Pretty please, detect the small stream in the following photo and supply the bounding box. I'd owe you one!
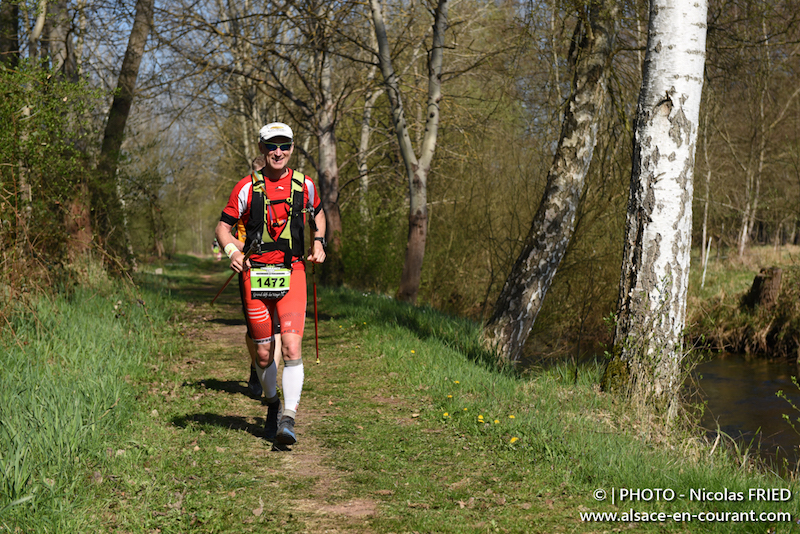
[696,354,800,468]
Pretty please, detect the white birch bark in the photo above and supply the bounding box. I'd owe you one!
[612,0,707,407]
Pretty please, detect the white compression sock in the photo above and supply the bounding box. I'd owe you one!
[256,359,278,402]
[282,358,304,419]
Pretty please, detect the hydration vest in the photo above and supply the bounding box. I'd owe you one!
[244,169,312,268]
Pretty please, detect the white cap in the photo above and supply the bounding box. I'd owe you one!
[259,122,293,143]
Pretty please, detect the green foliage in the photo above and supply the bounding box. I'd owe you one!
[0,62,103,268]
[0,270,179,532]
[339,191,405,294]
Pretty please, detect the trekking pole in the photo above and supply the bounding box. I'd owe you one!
[211,242,257,305]
[312,263,320,364]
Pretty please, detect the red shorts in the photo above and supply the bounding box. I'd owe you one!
[238,265,306,343]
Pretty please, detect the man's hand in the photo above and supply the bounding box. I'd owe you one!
[229,250,249,273]
[308,240,326,264]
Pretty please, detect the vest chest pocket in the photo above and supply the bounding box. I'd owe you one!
[250,265,291,300]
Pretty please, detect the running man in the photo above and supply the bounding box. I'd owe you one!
[215,122,327,445]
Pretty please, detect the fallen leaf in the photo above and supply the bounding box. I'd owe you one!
[253,497,264,516]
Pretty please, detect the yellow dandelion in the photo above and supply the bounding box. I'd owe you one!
[509,415,516,419]
[463,408,468,411]
[478,415,484,421]
[453,380,460,384]
[494,419,500,424]
[411,350,416,354]
[510,437,519,444]
[443,412,450,418]
[447,395,453,399]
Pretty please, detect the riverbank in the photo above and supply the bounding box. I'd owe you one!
[3,254,800,532]
[688,245,800,360]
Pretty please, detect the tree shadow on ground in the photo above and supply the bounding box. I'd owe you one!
[327,289,507,373]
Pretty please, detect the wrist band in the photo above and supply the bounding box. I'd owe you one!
[224,243,238,258]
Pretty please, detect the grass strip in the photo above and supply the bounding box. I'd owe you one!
[0,268,180,533]
[6,255,799,533]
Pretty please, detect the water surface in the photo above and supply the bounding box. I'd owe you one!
[696,354,800,467]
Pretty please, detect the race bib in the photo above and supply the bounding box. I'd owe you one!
[250,265,291,300]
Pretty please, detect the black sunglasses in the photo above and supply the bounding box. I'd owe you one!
[263,142,292,152]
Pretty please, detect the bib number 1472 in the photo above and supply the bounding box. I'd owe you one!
[250,266,291,300]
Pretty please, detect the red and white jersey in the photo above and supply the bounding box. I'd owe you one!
[219,168,321,268]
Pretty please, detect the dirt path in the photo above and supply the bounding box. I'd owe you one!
[170,271,380,532]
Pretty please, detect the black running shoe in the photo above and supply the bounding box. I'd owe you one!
[248,366,262,397]
[275,416,296,445]
[264,399,281,440]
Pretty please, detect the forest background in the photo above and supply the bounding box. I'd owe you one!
[2,0,800,364]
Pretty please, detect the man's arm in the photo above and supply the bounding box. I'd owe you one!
[308,209,327,264]
[215,220,247,272]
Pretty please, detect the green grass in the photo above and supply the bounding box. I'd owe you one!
[3,254,800,533]
[314,287,800,533]
[0,268,181,532]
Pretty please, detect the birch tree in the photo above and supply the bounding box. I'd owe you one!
[602,0,707,414]
[370,0,447,304]
[481,0,618,363]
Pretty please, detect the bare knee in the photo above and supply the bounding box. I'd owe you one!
[281,335,302,361]
[255,342,275,368]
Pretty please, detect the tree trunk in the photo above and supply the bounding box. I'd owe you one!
[46,0,92,260]
[95,0,154,250]
[371,0,447,304]
[482,0,618,363]
[0,0,19,67]
[28,0,46,61]
[604,0,707,416]
[46,0,77,80]
[358,30,382,219]
[317,44,345,285]
[742,267,782,309]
